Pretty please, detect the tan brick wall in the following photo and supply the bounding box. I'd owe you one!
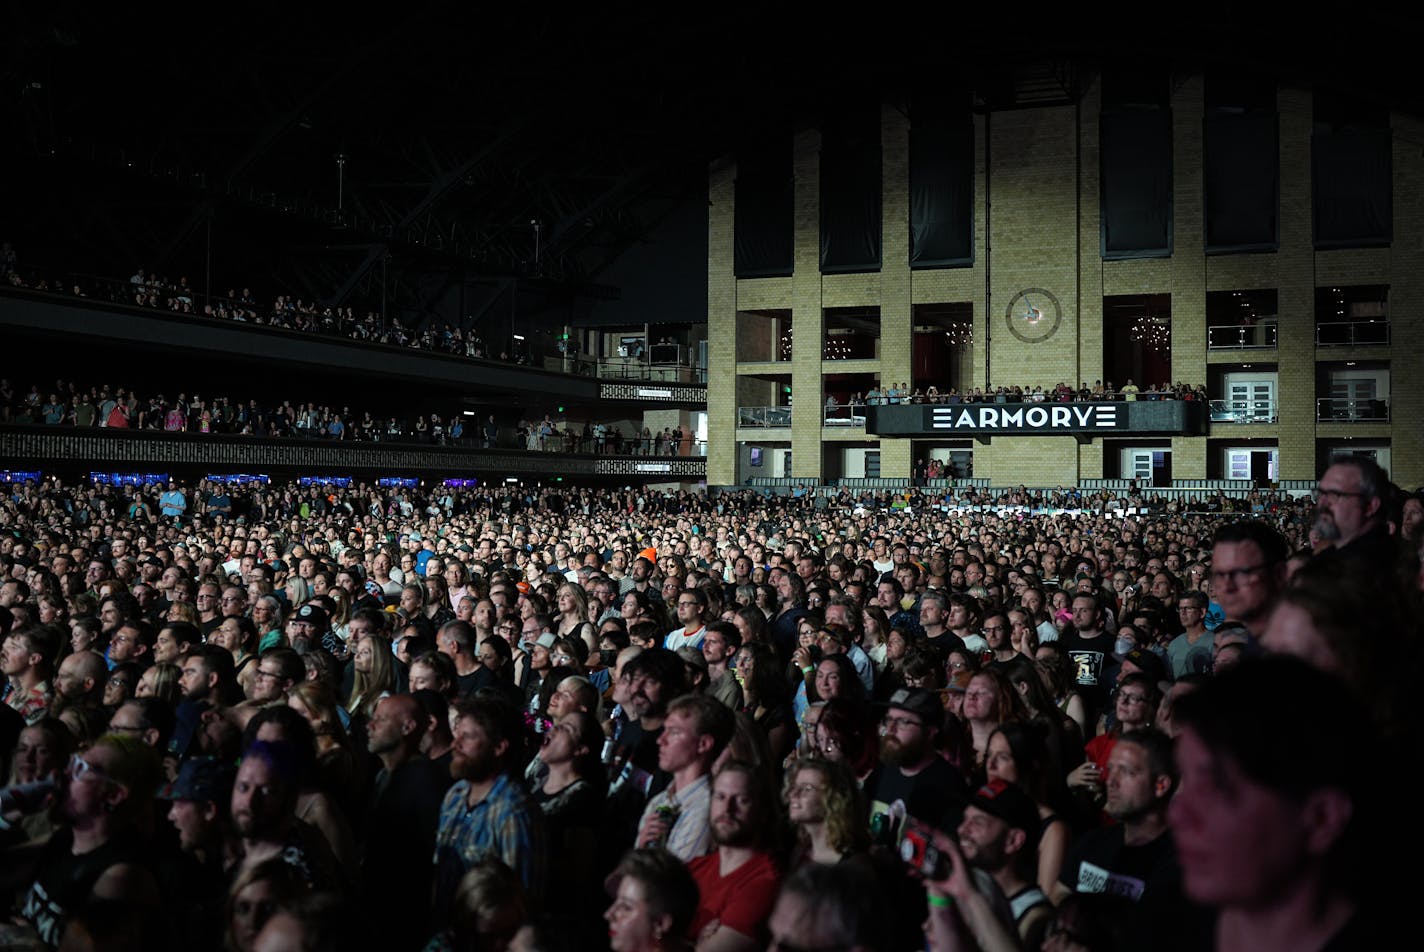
[1388,114,1424,488]
[880,107,913,416]
[879,438,913,479]
[1170,76,1207,394]
[713,77,1423,487]
[1275,87,1317,482]
[1079,439,1104,480]
[734,279,794,310]
[978,438,1080,486]
[988,106,1081,394]
[790,128,826,481]
[1171,435,1208,478]
[1314,248,1390,285]
[1078,82,1105,391]
[707,167,737,484]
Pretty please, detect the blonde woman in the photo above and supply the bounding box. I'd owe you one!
[346,634,395,724]
[554,583,597,655]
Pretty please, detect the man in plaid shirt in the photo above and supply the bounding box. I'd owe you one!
[432,695,545,925]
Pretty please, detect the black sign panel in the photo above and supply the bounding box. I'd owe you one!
[867,401,1205,436]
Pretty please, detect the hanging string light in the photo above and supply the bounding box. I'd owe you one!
[779,325,793,360]
[944,318,973,347]
[823,334,853,360]
[1129,315,1171,353]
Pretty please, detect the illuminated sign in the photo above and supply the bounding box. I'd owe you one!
[867,401,1205,437]
[930,404,1119,431]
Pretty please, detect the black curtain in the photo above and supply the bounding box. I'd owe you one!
[734,137,794,277]
[1204,113,1279,253]
[1100,109,1172,258]
[820,108,882,273]
[1313,128,1392,248]
[909,115,974,268]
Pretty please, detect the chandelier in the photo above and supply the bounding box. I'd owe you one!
[1130,315,1171,353]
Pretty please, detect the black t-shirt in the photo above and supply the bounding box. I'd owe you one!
[1060,825,1179,901]
[457,666,494,698]
[868,756,968,830]
[363,756,451,941]
[1060,825,1202,949]
[20,829,148,947]
[924,631,968,663]
[1058,628,1114,715]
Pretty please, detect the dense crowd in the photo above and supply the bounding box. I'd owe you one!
[3,254,527,365]
[0,379,692,456]
[0,461,1419,951]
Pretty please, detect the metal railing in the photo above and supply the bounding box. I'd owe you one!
[7,265,711,386]
[1315,321,1390,346]
[1316,398,1390,422]
[542,355,708,385]
[822,403,868,427]
[738,406,792,427]
[1209,399,1279,423]
[593,357,707,384]
[1207,323,1278,349]
[0,425,708,478]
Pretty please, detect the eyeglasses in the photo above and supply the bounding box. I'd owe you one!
[1316,487,1366,502]
[1209,565,1267,586]
[881,715,924,731]
[1117,692,1150,705]
[68,755,114,784]
[254,669,285,681]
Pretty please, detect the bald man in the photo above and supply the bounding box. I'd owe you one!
[52,650,108,714]
[362,693,452,943]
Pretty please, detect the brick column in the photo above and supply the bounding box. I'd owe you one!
[790,128,824,481]
[706,167,737,485]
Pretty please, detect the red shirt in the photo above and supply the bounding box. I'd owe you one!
[686,850,781,941]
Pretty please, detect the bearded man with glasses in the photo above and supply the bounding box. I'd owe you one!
[10,735,162,947]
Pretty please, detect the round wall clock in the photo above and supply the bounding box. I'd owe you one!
[1005,288,1062,343]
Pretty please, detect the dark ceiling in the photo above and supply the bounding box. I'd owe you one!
[3,7,1419,326]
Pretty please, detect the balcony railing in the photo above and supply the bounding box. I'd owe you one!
[1317,398,1390,422]
[823,403,868,427]
[1315,321,1390,346]
[0,425,708,478]
[593,358,707,384]
[1209,399,1278,423]
[738,406,792,427]
[1208,323,1278,350]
